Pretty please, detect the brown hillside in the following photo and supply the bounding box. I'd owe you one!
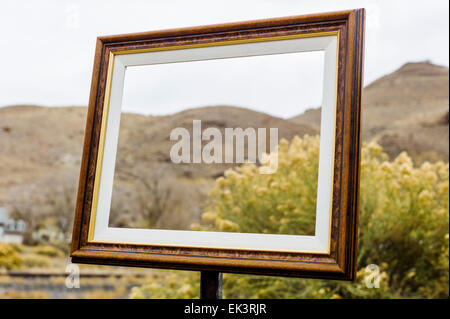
[291,61,449,162]
[114,106,317,180]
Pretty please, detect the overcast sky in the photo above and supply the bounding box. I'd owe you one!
[0,0,448,118]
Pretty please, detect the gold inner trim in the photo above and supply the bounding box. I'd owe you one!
[87,30,340,254]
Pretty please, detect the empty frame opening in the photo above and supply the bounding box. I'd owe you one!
[109,51,325,237]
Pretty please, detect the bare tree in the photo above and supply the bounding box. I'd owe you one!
[119,164,182,228]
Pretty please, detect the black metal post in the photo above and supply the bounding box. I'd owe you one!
[200,271,222,299]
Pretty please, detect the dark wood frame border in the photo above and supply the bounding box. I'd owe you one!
[70,9,365,280]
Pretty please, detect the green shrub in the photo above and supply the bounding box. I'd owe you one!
[34,245,63,257]
[132,138,449,299]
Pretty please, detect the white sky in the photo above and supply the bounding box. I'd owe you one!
[122,51,325,117]
[0,0,448,118]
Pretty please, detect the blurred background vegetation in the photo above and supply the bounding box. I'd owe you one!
[0,61,448,299]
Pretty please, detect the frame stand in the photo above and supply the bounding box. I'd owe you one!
[200,271,223,299]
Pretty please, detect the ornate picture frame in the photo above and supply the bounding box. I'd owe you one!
[71,9,365,280]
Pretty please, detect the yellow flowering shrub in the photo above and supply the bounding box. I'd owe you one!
[196,135,320,236]
[0,243,23,270]
[132,137,449,299]
[356,143,449,298]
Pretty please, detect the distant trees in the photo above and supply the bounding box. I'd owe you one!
[6,169,77,245]
[6,160,199,241]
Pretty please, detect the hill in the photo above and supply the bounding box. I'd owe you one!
[291,61,449,162]
[114,105,317,180]
[0,104,317,229]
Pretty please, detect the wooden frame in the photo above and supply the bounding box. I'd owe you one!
[70,9,365,280]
